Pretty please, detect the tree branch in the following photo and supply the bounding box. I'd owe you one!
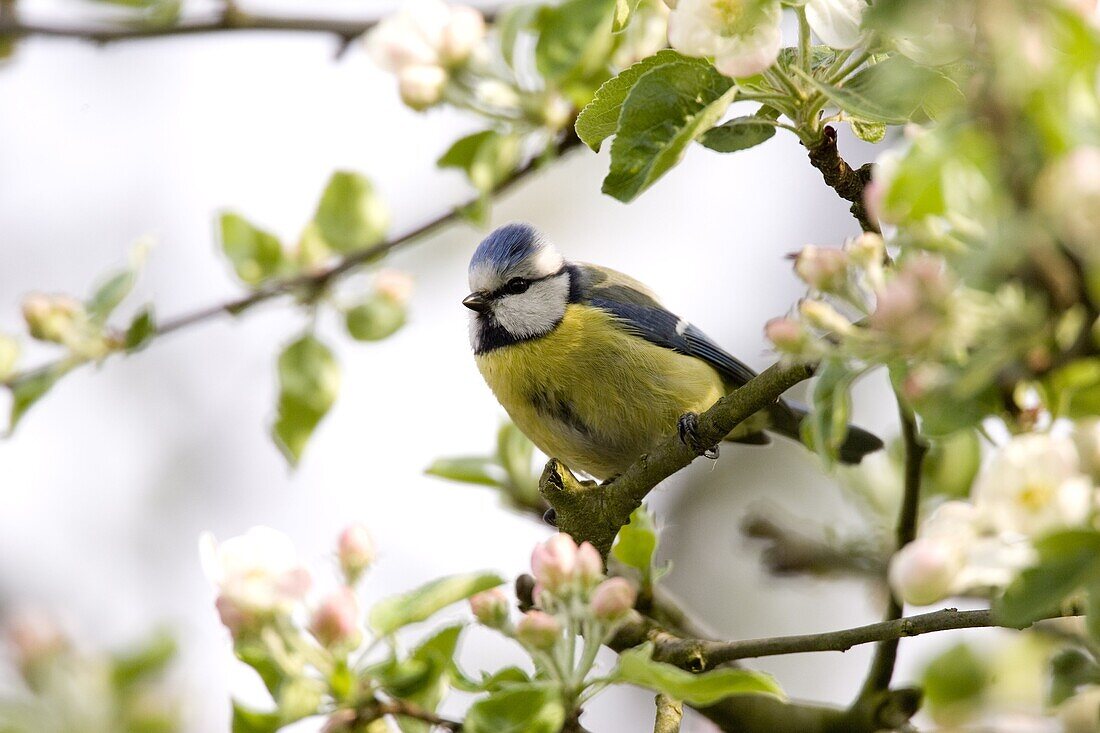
[854,402,926,703]
[539,361,816,556]
[2,134,583,392]
[805,126,879,234]
[741,513,889,579]
[642,607,1025,670]
[653,694,682,733]
[376,700,463,731]
[0,5,491,47]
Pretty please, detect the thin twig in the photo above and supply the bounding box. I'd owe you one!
[0,6,498,46]
[2,134,583,391]
[855,401,926,701]
[377,700,463,731]
[646,607,1036,670]
[805,125,880,234]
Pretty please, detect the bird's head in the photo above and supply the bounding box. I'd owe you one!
[465,223,572,352]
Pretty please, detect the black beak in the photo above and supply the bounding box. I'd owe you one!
[462,292,490,313]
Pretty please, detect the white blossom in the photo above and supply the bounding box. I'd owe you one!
[972,433,1092,537]
[805,0,866,50]
[398,64,449,110]
[668,0,783,78]
[200,527,312,618]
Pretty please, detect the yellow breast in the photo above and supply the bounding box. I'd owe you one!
[474,304,726,479]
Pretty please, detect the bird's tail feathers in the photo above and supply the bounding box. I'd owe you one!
[767,400,883,465]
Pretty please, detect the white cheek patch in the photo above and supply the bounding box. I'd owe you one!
[521,244,564,279]
[492,275,570,339]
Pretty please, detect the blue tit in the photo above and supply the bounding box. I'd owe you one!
[463,223,882,481]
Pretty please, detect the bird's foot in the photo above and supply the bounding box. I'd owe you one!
[542,508,557,527]
[678,412,719,460]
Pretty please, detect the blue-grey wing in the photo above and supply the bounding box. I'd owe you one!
[574,264,758,386]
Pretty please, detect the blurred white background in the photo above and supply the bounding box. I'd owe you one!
[0,3,1001,730]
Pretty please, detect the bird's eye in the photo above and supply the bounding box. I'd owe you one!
[503,277,530,295]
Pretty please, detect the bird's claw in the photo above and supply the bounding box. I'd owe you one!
[678,412,719,460]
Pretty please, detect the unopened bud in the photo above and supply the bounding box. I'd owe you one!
[215,596,250,638]
[764,317,807,353]
[22,293,82,343]
[469,587,510,629]
[888,538,959,606]
[798,299,853,335]
[844,233,885,268]
[310,588,361,648]
[5,612,66,674]
[398,64,447,110]
[515,610,560,650]
[575,542,603,587]
[589,577,637,621]
[531,533,580,594]
[439,6,486,65]
[337,523,376,585]
[793,245,849,292]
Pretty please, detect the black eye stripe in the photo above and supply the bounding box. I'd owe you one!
[488,267,566,299]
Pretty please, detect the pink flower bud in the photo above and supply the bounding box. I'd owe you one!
[515,610,561,650]
[844,233,885,268]
[374,269,415,306]
[589,577,637,621]
[888,538,960,606]
[310,587,361,648]
[793,246,849,292]
[469,587,510,629]
[764,317,806,352]
[337,523,376,585]
[575,542,603,586]
[531,533,580,593]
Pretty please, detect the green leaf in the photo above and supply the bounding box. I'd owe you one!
[87,270,136,323]
[385,626,464,733]
[231,702,282,733]
[1050,649,1100,705]
[800,56,962,125]
[1048,358,1100,418]
[124,307,156,353]
[496,4,538,68]
[611,506,659,588]
[920,643,987,717]
[271,334,340,466]
[8,364,69,434]
[313,171,389,253]
[425,457,507,487]
[1086,583,1100,648]
[575,50,703,151]
[850,118,886,143]
[463,685,566,733]
[344,295,406,342]
[438,131,522,226]
[699,113,777,153]
[806,358,855,461]
[534,0,615,82]
[603,61,737,202]
[613,0,643,32]
[994,529,1100,628]
[616,643,784,704]
[369,571,504,636]
[219,212,286,286]
[921,429,981,499]
[111,631,176,690]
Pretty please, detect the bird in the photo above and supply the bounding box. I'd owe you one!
[463,223,882,481]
